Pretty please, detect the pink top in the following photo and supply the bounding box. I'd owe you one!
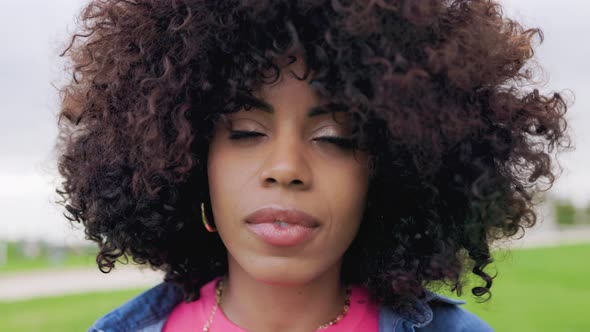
[163,278,379,332]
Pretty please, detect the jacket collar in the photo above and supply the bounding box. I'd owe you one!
[378,290,466,330]
[89,282,184,332]
[89,282,465,332]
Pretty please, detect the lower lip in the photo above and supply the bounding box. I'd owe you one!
[246,222,316,246]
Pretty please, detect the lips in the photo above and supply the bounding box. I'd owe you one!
[244,205,320,247]
[245,205,320,228]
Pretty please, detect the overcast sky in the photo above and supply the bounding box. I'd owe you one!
[0,0,588,243]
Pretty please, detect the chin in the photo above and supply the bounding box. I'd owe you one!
[242,256,326,286]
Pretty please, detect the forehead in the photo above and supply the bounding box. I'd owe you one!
[232,53,352,120]
[256,51,326,96]
[233,91,351,123]
[257,70,317,101]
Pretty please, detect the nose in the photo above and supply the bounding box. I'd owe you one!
[259,132,312,190]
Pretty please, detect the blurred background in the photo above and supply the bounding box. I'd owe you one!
[0,0,588,331]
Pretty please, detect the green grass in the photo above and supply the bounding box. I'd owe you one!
[458,243,590,332]
[0,243,588,331]
[0,242,96,274]
[0,253,96,274]
[0,288,148,332]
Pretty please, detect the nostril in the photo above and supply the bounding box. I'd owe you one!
[264,177,305,187]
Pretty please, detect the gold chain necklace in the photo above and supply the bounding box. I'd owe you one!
[202,278,352,331]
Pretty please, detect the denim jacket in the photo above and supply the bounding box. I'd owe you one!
[89,282,493,332]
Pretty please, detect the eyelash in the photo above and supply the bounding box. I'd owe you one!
[228,130,355,149]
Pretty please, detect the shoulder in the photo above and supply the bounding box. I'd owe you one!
[378,292,494,332]
[88,282,184,332]
[422,294,493,332]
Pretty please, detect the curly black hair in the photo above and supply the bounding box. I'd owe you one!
[56,0,570,309]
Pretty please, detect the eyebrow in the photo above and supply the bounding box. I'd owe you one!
[242,95,346,118]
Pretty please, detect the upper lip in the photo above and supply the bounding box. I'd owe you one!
[245,205,320,228]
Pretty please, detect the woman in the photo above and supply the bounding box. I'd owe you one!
[55,0,569,331]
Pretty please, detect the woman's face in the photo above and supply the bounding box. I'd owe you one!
[207,56,370,285]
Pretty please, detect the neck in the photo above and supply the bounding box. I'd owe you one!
[220,256,347,332]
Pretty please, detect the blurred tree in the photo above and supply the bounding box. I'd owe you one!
[0,241,6,267]
[555,200,577,225]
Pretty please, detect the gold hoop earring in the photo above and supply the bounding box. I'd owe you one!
[201,202,217,232]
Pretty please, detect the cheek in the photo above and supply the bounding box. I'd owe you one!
[322,160,370,236]
[207,126,262,192]
[207,142,226,202]
[329,158,370,209]
[207,136,249,199]
[207,140,239,228]
[207,138,261,236]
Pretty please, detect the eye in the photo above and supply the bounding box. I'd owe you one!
[229,130,355,149]
[229,130,265,140]
[314,136,355,150]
